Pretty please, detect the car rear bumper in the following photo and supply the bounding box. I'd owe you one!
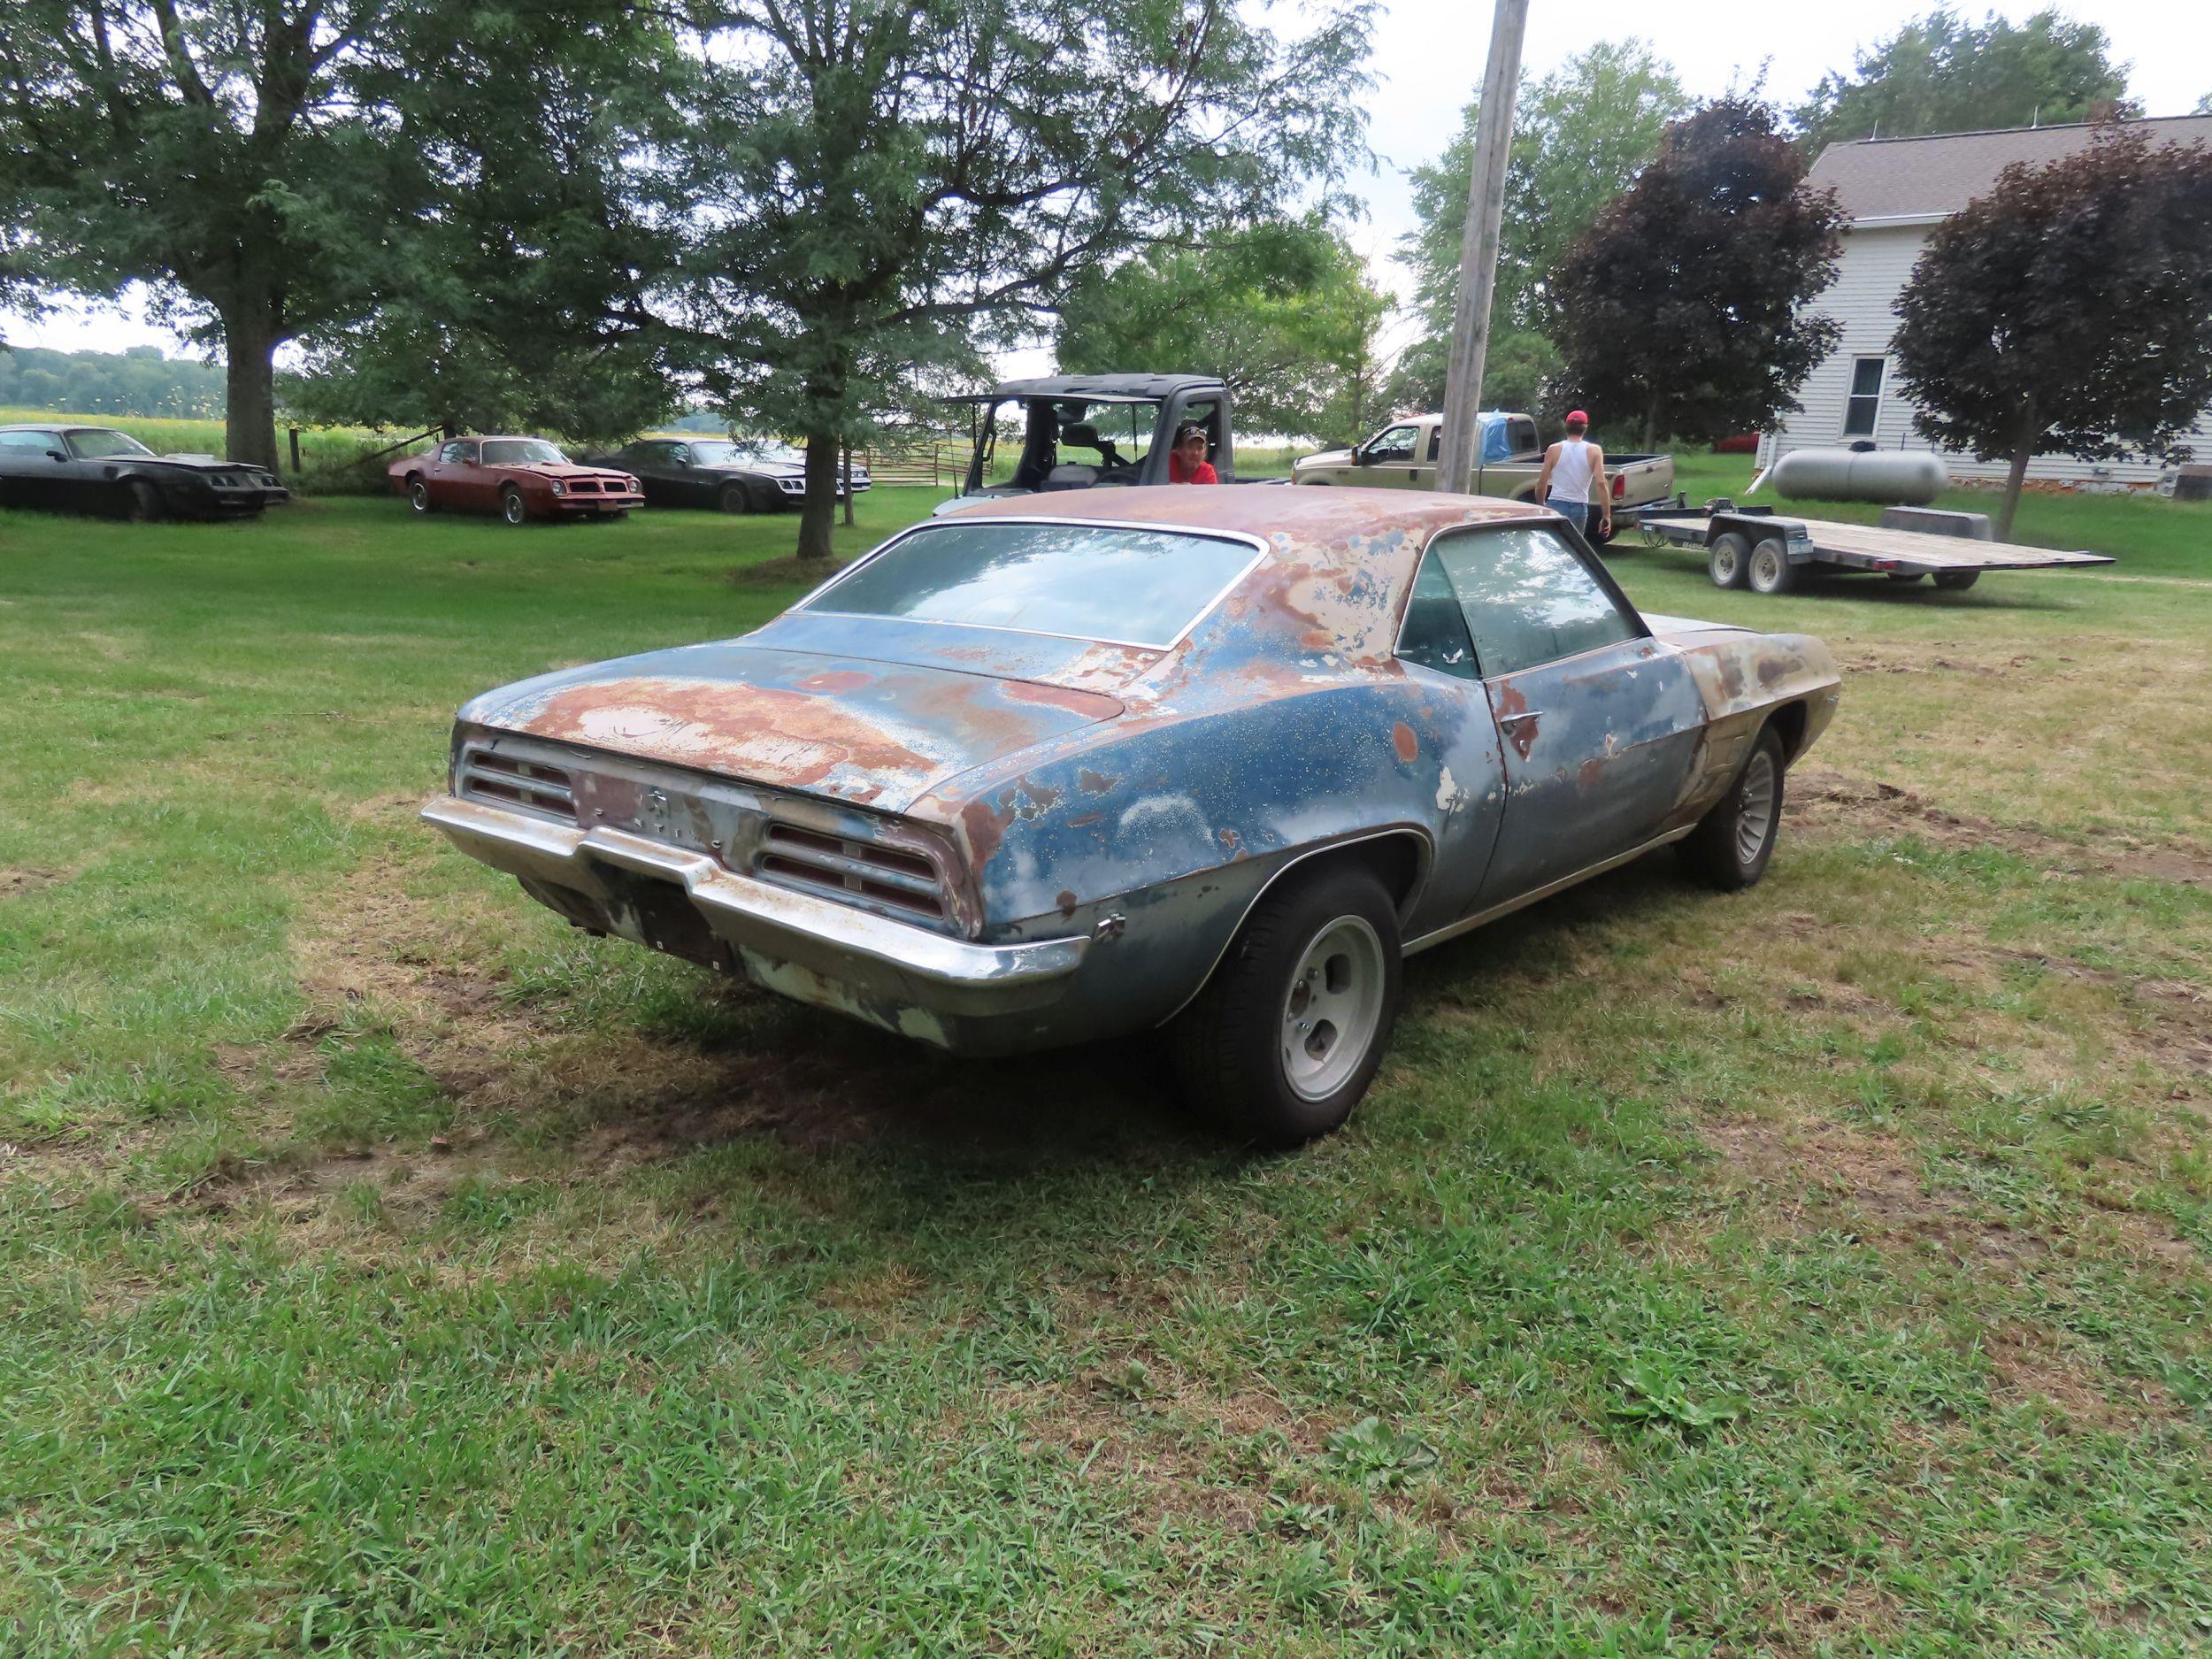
[421,795,1089,1046]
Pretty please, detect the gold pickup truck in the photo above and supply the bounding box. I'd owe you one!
[1292,412,1676,544]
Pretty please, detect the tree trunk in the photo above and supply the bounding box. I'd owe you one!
[1641,397,1657,453]
[841,439,855,526]
[1996,445,2034,540]
[796,431,841,560]
[220,302,283,472]
[1995,403,2039,540]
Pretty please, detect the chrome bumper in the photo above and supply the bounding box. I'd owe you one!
[421,795,1088,1023]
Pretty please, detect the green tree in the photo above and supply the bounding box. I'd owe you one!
[1403,42,1688,341]
[671,0,1374,558]
[1893,122,2212,538]
[1379,329,1558,429]
[1794,9,2133,152]
[0,345,226,417]
[1054,219,1392,442]
[1550,98,1844,448]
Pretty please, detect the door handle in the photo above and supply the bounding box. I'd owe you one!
[1497,710,1544,727]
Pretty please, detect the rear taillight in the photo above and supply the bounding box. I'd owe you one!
[1611,473,1625,498]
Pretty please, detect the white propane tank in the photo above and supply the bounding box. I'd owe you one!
[1770,448,1947,505]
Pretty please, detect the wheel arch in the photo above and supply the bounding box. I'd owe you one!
[1763,698,1810,765]
[1154,826,1432,1028]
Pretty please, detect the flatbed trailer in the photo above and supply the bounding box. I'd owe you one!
[1628,502,2114,595]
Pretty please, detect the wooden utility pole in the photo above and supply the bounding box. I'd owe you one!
[1432,0,1529,495]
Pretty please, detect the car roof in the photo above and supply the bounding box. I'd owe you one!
[947,483,1552,545]
[0,424,111,434]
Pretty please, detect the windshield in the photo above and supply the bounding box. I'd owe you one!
[481,439,568,466]
[66,429,155,460]
[695,440,799,466]
[802,520,1257,648]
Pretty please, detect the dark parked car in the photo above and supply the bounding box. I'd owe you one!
[585,437,871,513]
[0,424,288,520]
[424,487,1841,1145]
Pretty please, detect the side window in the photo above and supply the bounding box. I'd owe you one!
[1510,419,1538,456]
[667,443,690,464]
[1368,424,1418,463]
[441,441,478,465]
[1171,400,1221,455]
[1395,545,1481,680]
[1844,357,1886,436]
[1432,525,1640,677]
[0,430,54,452]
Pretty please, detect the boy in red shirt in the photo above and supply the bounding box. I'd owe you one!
[1167,423,1217,484]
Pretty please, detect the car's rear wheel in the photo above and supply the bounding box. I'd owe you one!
[501,486,528,526]
[1933,570,1979,591]
[1709,531,1750,588]
[1747,536,1797,595]
[407,477,433,514]
[1680,726,1786,890]
[1171,864,1402,1146]
[719,482,751,514]
[125,480,162,523]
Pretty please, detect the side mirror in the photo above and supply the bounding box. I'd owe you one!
[47,449,67,463]
[1351,446,1370,466]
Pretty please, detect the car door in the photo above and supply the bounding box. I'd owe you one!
[438,440,491,511]
[0,430,65,510]
[1356,423,1423,488]
[1391,541,1509,923]
[1425,523,1709,910]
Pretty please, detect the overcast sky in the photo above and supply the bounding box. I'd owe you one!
[12,0,2211,365]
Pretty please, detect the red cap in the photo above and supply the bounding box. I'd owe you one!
[1565,409,1589,427]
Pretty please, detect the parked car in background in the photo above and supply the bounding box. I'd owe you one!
[0,424,288,520]
[1292,412,1675,544]
[424,487,1839,1145]
[388,436,643,525]
[582,437,870,513]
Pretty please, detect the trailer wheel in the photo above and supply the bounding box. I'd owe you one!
[1887,571,1924,584]
[1933,570,1979,592]
[1747,536,1797,595]
[1709,532,1751,588]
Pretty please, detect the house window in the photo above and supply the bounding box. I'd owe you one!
[1844,357,1886,437]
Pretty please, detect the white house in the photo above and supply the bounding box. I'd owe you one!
[1757,115,2212,492]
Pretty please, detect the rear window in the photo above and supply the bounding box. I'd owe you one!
[801,520,1257,647]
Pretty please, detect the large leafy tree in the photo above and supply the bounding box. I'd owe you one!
[1794,9,2132,152]
[1403,42,1687,342]
[1893,122,2212,538]
[670,0,1374,558]
[1054,219,1392,442]
[1550,99,1843,449]
[279,7,683,442]
[1379,329,1558,427]
[0,2,435,468]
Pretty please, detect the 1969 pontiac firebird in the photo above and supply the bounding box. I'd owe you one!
[426,488,1840,1143]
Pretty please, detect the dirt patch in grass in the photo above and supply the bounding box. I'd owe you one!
[1792,767,2212,888]
[1980,1322,2183,1427]
[0,866,66,899]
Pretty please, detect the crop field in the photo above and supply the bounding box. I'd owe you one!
[3,473,2209,1655]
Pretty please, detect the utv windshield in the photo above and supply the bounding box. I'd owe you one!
[801,520,1257,648]
[482,439,568,465]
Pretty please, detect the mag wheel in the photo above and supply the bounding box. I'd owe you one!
[407,478,433,514]
[501,487,527,526]
[1172,864,1402,1146]
[719,482,751,514]
[1680,726,1786,891]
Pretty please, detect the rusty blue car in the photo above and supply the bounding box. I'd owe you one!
[425,488,1840,1142]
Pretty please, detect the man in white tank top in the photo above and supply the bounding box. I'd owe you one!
[1532,409,1611,541]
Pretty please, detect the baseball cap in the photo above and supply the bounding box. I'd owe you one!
[1565,409,1589,426]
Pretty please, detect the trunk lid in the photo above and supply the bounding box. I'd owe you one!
[461,642,1124,812]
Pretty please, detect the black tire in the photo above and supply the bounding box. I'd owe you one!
[1680,726,1786,891]
[406,476,433,515]
[125,480,162,523]
[1933,570,1979,591]
[1887,571,1924,584]
[1747,536,1797,595]
[719,482,752,514]
[1709,531,1750,588]
[1171,864,1402,1146]
[500,486,528,526]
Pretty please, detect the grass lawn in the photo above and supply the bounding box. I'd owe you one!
[3,480,2210,1655]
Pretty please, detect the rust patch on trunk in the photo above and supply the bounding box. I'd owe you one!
[1391,721,1418,763]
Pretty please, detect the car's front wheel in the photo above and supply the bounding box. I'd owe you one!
[501,486,528,526]
[1680,726,1786,890]
[1172,863,1402,1145]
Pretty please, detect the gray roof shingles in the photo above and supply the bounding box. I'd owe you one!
[1809,114,2212,222]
